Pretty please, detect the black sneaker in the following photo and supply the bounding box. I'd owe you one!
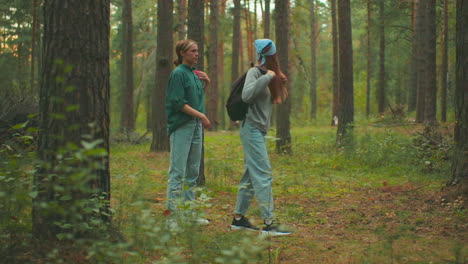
[230,216,258,231]
[261,221,292,236]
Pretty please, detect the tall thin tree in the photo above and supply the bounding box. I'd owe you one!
[121,0,135,133]
[177,0,187,40]
[33,0,110,241]
[232,0,241,82]
[449,0,468,196]
[330,0,339,126]
[440,0,448,122]
[207,0,219,131]
[275,0,292,154]
[310,0,317,119]
[366,0,372,118]
[423,0,437,125]
[187,0,205,184]
[150,0,173,152]
[377,0,385,115]
[336,0,354,146]
[264,0,270,38]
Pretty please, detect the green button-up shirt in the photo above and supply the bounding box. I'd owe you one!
[165,64,205,135]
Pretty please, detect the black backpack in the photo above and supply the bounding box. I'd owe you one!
[226,66,267,121]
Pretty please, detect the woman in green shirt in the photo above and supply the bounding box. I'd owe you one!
[165,39,210,224]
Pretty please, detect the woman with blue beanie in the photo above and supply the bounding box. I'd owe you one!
[230,39,291,236]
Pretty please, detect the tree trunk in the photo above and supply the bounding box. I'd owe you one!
[330,0,339,126]
[366,0,372,118]
[423,0,437,125]
[408,0,418,113]
[177,0,187,40]
[30,0,39,92]
[33,0,110,241]
[377,0,385,115]
[264,0,270,38]
[232,0,241,83]
[275,0,292,154]
[336,0,354,146]
[187,0,205,185]
[440,0,448,122]
[309,0,317,119]
[150,0,173,152]
[218,0,227,129]
[415,0,426,123]
[121,0,135,133]
[188,0,204,71]
[448,0,468,199]
[207,0,219,131]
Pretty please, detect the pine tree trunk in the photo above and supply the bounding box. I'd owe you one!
[33,0,110,241]
[415,0,426,123]
[336,0,354,146]
[448,0,468,198]
[177,0,187,40]
[218,0,227,129]
[121,0,135,133]
[187,0,205,185]
[207,0,219,131]
[408,0,418,113]
[264,0,270,38]
[423,0,437,125]
[377,0,385,115]
[440,0,448,122]
[150,0,173,152]
[309,0,317,119]
[330,0,339,126]
[275,0,292,154]
[366,0,372,118]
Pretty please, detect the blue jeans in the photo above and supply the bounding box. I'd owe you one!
[234,121,274,220]
[167,119,202,212]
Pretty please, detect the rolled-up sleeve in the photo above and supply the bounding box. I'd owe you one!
[166,72,188,111]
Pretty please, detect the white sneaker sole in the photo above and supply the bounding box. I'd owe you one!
[230,225,258,231]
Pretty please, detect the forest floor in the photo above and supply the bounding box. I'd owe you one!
[110,124,467,264]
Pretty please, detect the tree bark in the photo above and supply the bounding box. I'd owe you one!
[33,0,110,241]
[415,0,426,123]
[177,0,187,40]
[264,0,270,38]
[377,0,385,115]
[423,0,437,125]
[218,0,227,129]
[330,0,339,126]
[336,0,354,146]
[408,0,418,113]
[275,0,292,154]
[440,0,448,122]
[187,0,205,185]
[150,0,173,152]
[232,0,241,83]
[207,0,219,131]
[366,0,372,118]
[448,0,468,198]
[121,0,135,133]
[309,0,317,119]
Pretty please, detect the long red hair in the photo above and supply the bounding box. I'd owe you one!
[262,52,288,104]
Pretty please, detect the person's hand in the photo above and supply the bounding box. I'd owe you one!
[200,115,211,129]
[267,70,276,77]
[195,70,210,84]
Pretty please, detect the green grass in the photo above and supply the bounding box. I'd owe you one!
[1,123,466,263]
[106,124,466,263]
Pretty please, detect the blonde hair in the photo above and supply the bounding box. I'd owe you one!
[174,39,197,66]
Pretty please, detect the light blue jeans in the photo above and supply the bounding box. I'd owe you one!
[167,119,202,212]
[234,121,274,220]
